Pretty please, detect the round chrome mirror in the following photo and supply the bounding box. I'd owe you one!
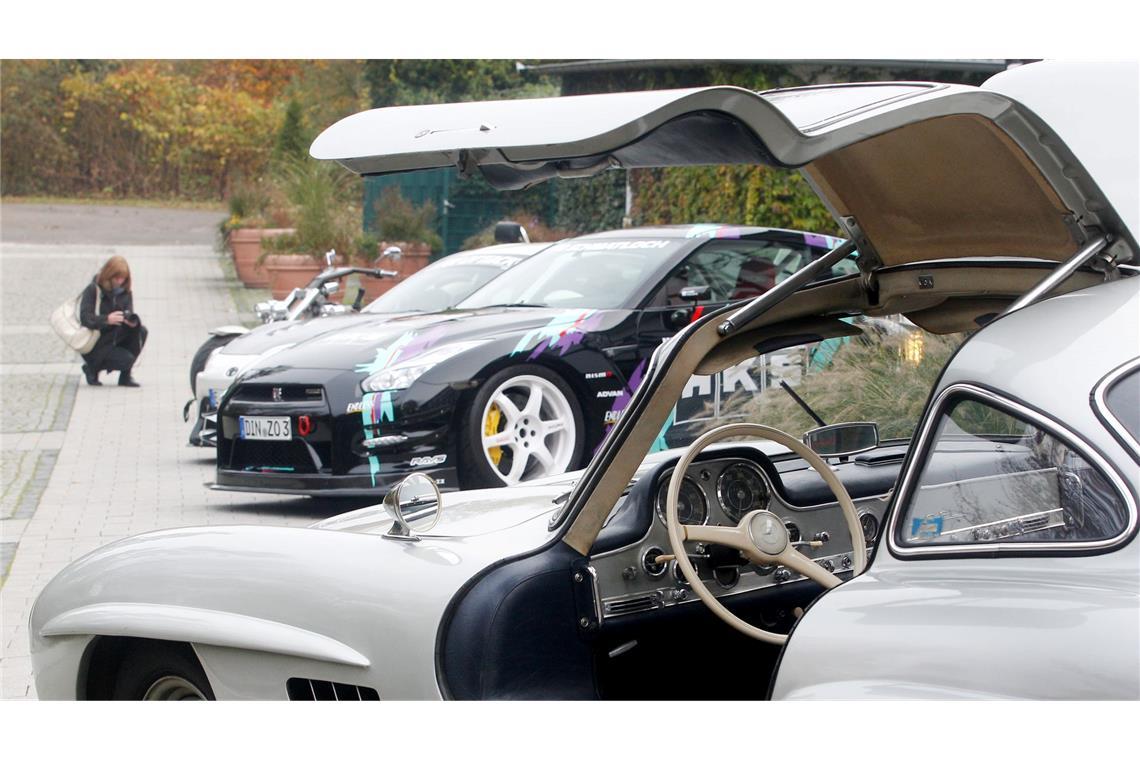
[382,473,441,540]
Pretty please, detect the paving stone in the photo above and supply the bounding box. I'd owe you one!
[0,333,76,365]
[0,375,77,435]
[2,205,338,700]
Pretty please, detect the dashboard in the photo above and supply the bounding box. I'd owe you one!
[588,447,901,621]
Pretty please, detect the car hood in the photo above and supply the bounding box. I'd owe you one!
[247,306,629,372]
[313,482,568,538]
[220,312,391,356]
[313,62,1136,269]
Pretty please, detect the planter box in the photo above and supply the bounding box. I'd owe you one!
[262,254,324,300]
[361,241,433,303]
[230,228,294,288]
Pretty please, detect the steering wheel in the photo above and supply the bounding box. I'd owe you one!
[665,423,866,645]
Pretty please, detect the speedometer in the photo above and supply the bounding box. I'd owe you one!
[655,475,708,526]
[716,463,769,523]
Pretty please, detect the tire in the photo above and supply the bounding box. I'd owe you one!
[111,640,215,701]
[459,364,585,488]
[189,333,238,395]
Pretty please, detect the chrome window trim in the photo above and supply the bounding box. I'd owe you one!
[888,384,1138,558]
[1092,356,1140,464]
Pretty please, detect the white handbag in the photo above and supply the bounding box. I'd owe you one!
[49,287,101,355]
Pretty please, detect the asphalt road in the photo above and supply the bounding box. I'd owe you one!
[1,202,225,245]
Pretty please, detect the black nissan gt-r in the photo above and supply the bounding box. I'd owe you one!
[214,225,855,497]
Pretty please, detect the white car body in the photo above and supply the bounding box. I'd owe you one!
[191,242,548,443]
[30,61,1139,700]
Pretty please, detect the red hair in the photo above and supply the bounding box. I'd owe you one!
[96,256,132,292]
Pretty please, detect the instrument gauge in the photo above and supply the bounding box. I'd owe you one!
[859,512,880,545]
[655,475,708,526]
[716,463,770,523]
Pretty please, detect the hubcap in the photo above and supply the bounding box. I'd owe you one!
[142,675,207,701]
[480,374,576,485]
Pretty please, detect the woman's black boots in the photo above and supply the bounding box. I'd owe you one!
[83,365,102,386]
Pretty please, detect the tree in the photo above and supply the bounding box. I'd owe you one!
[273,98,308,164]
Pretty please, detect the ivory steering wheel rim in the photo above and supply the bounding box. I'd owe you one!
[665,422,867,645]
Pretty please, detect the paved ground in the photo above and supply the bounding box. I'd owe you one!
[0,203,355,700]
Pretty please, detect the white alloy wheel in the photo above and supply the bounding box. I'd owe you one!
[479,373,578,485]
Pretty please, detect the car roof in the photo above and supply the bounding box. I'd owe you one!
[554,224,846,247]
[448,241,550,259]
[940,275,1140,420]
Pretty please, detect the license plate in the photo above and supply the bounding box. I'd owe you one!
[239,416,291,440]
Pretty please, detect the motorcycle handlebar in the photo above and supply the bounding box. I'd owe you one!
[305,267,400,288]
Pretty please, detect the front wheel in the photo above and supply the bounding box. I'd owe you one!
[459,365,584,488]
[111,640,215,700]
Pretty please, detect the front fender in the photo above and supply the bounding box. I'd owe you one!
[209,325,250,337]
[41,603,368,667]
[30,518,554,699]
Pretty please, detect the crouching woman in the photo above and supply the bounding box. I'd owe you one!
[79,255,148,387]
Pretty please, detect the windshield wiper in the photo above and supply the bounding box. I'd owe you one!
[779,380,827,427]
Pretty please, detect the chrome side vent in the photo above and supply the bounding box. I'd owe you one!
[286,677,379,701]
[1020,512,1057,532]
[603,592,662,617]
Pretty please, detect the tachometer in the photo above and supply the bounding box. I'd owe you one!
[716,463,770,522]
[655,475,708,526]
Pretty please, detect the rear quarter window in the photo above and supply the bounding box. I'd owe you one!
[897,392,1131,549]
[1102,365,1140,452]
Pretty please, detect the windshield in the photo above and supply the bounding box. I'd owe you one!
[363,255,521,314]
[458,239,688,310]
[633,317,965,453]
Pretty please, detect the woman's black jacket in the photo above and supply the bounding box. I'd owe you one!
[79,279,142,366]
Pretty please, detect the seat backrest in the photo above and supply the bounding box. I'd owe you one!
[730,258,777,300]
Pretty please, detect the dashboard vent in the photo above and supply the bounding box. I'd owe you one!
[286,677,379,701]
[604,593,661,617]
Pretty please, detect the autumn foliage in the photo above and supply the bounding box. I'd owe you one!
[0,60,365,201]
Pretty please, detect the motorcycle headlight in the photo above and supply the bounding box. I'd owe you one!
[361,340,489,393]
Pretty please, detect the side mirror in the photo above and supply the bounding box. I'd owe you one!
[493,221,530,244]
[379,245,402,263]
[680,285,711,302]
[382,473,442,540]
[324,250,337,268]
[803,422,879,458]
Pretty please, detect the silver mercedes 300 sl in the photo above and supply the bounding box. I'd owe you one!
[30,60,1138,700]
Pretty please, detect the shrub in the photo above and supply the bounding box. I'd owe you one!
[717,329,965,441]
[460,213,573,250]
[262,157,358,261]
[370,187,443,254]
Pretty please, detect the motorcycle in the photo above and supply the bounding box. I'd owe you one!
[183,248,399,445]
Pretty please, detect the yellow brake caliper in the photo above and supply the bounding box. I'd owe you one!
[485,403,503,465]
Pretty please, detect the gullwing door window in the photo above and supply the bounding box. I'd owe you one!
[897,390,1131,550]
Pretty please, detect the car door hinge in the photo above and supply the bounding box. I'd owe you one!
[569,559,601,639]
